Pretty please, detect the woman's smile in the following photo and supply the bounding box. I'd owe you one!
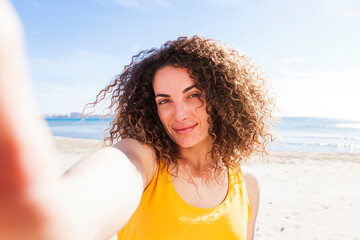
[173,123,198,135]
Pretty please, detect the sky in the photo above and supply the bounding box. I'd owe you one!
[12,0,360,120]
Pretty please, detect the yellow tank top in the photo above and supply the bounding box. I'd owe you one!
[117,165,251,240]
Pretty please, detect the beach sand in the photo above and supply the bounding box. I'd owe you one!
[54,136,360,240]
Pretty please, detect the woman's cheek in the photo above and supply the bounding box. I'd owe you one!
[157,109,170,130]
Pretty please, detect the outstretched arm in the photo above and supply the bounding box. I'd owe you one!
[0,1,156,239]
[57,141,156,240]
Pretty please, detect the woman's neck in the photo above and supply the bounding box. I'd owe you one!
[174,137,227,181]
[172,146,227,185]
[178,137,213,171]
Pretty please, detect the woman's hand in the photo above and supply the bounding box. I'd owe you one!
[0,3,153,239]
[0,1,73,239]
[0,0,57,189]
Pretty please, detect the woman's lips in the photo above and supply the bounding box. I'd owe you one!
[173,124,198,135]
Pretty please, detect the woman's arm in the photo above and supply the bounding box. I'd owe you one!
[57,140,157,240]
[241,166,260,240]
[0,1,156,239]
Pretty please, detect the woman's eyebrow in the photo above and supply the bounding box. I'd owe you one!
[155,84,198,98]
[155,93,170,98]
[183,84,197,93]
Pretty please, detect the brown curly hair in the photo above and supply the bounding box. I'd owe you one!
[86,36,275,170]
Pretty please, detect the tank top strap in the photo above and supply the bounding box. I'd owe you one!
[228,165,251,223]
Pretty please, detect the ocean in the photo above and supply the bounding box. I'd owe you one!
[273,117,360,153]
[46,117,360,154]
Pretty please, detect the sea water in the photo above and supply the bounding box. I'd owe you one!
[46,117,360,153]
[46,118,112,140]
[272,117,360,153]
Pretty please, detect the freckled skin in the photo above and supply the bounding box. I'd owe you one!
[153,66,211,150]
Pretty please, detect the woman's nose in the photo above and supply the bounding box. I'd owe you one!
[174,102,188,121]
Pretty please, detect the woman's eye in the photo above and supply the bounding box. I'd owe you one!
[158,99,169,105]
[189,93,201,98]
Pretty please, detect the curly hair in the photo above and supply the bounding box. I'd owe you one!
[86,36,275,171]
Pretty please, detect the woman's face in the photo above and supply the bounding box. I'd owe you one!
[153,66,211,149]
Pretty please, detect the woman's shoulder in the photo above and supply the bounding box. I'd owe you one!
[240,165,260,194]
[240,165,258,183]
[113,138,158,188]
[239,165,260,214]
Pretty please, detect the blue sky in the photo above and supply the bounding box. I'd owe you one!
[12,0,360,119]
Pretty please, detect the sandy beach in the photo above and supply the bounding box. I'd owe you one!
[54,136,360,240]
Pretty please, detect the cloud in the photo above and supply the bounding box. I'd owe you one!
[109,0,170,10]
[24,0,40,7]
[276,67,360,79]
[201,0,245,7]
[273,68,360,119]
[276,68,324,78]
[111,0,147,10]
[152,0,171,8]
[274,56,305,65]
[341,9,360,20]
[108,0,243,10]
[31,51,125,78]
[324,0,360,21]
[33,82,102,103]
[34,82,79,98]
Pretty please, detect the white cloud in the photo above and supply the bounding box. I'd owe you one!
[25,0,40,7]
[33,2,39,7]
[111,0,146,10]
[34,82,82,97]
[31,51,125,77]
[109,0,243,10]
[341,9,360,20]
[323,0,360,21]
[110,0,170,10]
[274,56,305,65]
[201,0,244,7]
[276,68,324,78]
[273,68,360,120]
[153,0,171,8]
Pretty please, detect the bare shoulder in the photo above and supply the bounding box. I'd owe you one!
[240,165,260,192]
[240,165,260,210]
[113,138,157,188]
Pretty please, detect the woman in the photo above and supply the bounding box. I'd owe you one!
[0,1,274,239]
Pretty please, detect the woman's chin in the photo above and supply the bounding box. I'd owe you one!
[173,136,210,149]
[173,138,197,149]
[175,142,194,149]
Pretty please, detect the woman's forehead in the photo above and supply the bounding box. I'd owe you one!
[153,66,197,94]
